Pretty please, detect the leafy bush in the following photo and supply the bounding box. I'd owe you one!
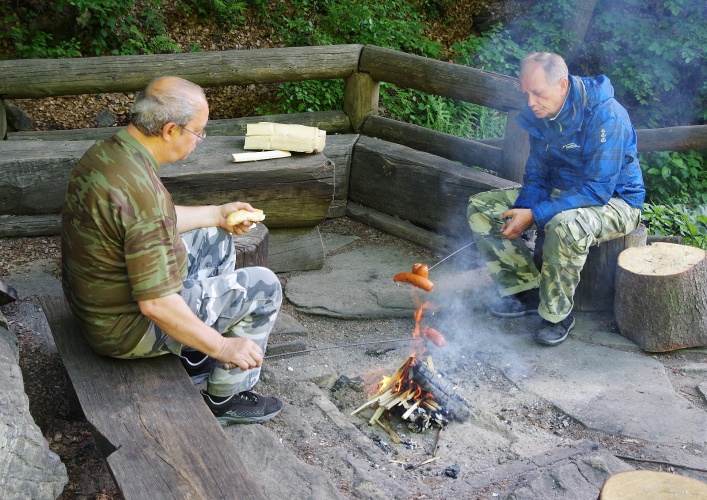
[641,203,707,250]
[177,0,249,24]
[0,0,178,57]
[640,150,707,206]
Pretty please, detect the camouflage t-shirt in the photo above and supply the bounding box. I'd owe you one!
[61,129,187,356]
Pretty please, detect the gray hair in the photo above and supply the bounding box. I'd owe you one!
[520,52,568,86]
[130,76,207,136]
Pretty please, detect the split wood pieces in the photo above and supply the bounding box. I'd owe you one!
[244,122,326,153]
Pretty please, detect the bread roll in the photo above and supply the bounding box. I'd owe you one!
[226,208,265,226]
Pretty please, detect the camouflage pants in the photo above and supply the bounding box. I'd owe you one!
[115,227,282,397]
[467,188,641,322]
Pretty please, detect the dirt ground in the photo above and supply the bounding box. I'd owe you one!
[3,219,705,499]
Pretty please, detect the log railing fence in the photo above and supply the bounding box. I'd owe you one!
[3,45,704,178]
[1,44,706,249]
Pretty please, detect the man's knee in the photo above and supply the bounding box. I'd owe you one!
[543,211,592,264]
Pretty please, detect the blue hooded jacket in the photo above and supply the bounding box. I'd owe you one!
[514,74,645,228]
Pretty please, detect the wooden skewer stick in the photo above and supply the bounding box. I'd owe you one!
[433,427,443,456]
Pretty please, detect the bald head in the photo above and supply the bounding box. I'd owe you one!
[130,76,208,136]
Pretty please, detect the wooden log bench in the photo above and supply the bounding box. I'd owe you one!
[37,228,272,499]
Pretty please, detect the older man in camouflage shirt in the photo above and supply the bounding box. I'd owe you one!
[62,76,282,425]
[467,52,645,346]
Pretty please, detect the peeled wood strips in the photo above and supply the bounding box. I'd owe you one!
[244,122,326,153]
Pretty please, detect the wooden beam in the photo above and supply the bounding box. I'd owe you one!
[349,136,519,237]
[361,115,503,174]
[359,45,525,111]
[636,125,707,153]
[501,109,529,183]
[0,45,362,99]
[346,202,464,253]
[39,295,266,500]
[0,137,335,228]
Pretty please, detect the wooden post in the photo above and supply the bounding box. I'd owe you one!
[0,99,6,140]
[344,71,380,133]
[500,109,529,184]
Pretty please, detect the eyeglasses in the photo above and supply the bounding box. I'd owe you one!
[181,126,206,143]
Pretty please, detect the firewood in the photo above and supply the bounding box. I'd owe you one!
[244,122,326,153]
[369,406,386,425]
[232,150,291,162]
[375,418,402,444]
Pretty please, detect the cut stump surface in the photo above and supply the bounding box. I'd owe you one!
[614,242,707,352]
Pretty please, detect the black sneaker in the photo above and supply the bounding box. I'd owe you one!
[179,349,216,384]
[489,289,540,318]
[534,314,575,346]
[203,390,282,426]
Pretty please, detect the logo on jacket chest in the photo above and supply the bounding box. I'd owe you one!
[562,142,581,150]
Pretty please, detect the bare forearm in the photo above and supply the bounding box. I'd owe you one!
[138,293,224,356]
[175,205,221,233]
[137,293,263,370]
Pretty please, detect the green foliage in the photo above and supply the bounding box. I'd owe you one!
[589,0,706,127]
[640,150,707,206]
[0,0,178,57]
[177,0,249,24]
[641,203,707,250]
[257,79,345,115]
[450,0,706,128]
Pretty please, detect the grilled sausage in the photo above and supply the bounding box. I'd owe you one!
[412,263,429,278]
[393,272,434,292]
[424,327,446,347]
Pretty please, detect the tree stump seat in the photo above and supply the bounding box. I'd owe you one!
[614,242,707,352]
[533,224,647,312]
[599,470,707,499]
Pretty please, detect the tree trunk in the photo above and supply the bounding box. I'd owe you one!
[614,242,707,352]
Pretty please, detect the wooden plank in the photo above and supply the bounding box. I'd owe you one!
[164,137,334,228]
[361,115,503,174]
[0,45,362,98]
[38,294,266,500]
[359,46,525,111]
[349,136,519,237]
[0,137,335,228]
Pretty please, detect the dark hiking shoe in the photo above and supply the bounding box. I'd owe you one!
[489,289,540,318]
[534,314,575,346]
[203,390,282,426]
[179,349,216,384]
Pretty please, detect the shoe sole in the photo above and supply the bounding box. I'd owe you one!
[216,409,282,427]
[535,317,575,346]
[490,308,539,319]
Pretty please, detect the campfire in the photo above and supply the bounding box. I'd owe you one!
[352,265,471,442]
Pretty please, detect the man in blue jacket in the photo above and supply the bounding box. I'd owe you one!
[467,52,645,346]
